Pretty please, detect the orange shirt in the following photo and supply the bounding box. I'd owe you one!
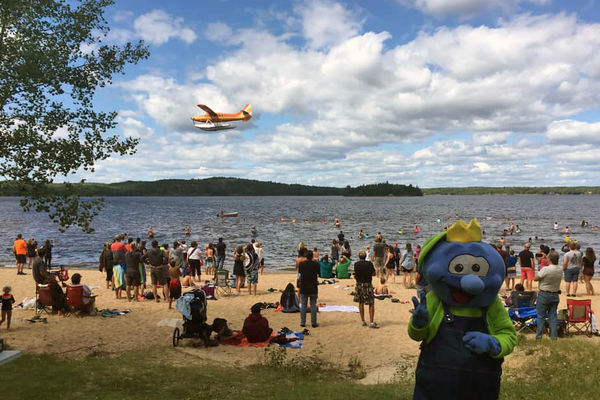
[14,239,27,255]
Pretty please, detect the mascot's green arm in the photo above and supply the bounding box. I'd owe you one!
[486,296,517,358]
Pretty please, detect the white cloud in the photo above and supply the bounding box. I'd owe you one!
[545,119,600,143]
[204,22,234,43]
[400,0,551,19]
[297,0,364,49]
[107,10,197,45]
[133,10,197,45]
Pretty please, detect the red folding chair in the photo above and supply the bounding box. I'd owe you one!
[566,298,592,336]
[36,284,53,315]
[66,285,84,310]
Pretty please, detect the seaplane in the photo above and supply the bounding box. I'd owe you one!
[191,103,252,131]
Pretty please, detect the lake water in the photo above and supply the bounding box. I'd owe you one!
[1,195,599,272]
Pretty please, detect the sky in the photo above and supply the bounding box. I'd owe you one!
[74,0,600,188]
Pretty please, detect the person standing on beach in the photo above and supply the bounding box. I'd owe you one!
[111,235,127,299]
[533,251,562,340]
[518,243,535,291]
[401,243,416,289]
[215,238,226,270]
[245,244,260,295]
[42,240,54,269]
[186,241,203,282]
[99,242,114,289]
[563,241,582,297]
[233,246,246,295]
[582,247,595,296]
[373,238,385,277]
[353,250,379,328]
[26,238,37,269]
[298,250,320,328]
[146,240,169,302]
[331,240,339,263]
[13,234,27,275]
[125,242,142,301]
[205,243,215,276]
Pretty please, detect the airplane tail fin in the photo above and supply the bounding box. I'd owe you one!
[241,104,252,121]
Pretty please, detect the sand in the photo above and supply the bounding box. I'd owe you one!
[0,266,598,381]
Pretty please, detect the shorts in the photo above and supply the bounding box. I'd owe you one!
[564,268,580,283]
[16,254,26,263]
[169,279,182,299]
[506,271,516,279]
[150,266,168,285]
[520,267,534,281]
[205,258,213,267]
[353,282,375,305]
[189,259,201,276]
[247,272,258,285]
[402,266,414,273]
[374,257,384,269]
[126,273,140,286]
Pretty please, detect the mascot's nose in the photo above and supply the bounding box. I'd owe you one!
[460,274,485,295]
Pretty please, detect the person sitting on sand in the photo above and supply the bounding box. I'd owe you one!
[168,260,182,309]
[375,276,388,295]
[242,303,273,343]
[70,273,95,314]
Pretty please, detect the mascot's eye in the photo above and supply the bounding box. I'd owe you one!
[448,255,490,277]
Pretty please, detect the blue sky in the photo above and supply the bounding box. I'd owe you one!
[75,0,600,187]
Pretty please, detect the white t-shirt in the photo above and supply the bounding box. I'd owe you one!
[563,250,582,270]
[187,247,202,261]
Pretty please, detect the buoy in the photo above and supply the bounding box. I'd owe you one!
[398,230,403,234]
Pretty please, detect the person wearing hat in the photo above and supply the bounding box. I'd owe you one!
[242,303,273,343]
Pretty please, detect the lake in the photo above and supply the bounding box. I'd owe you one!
[1,195,599,271]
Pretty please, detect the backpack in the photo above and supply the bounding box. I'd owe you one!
[280,283,300,313]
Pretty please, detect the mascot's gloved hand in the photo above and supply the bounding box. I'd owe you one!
[463,331,501,355]
[411,291,429,329]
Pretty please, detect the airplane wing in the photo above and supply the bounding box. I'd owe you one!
[197,104,218,118]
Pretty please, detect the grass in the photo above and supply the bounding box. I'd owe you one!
[0,336,598,399]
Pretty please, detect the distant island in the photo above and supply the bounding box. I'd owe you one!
[0,177,423,197]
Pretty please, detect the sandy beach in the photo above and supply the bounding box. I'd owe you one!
[1,265,598,382]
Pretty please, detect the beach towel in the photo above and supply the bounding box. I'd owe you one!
[219,330,303,348]
[101,309,131,317]
[318,305,359,313]
[113,264,125,289]
[139,263,146,285]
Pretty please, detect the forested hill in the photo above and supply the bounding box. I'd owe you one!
[0,178,423,197]
[422,186,600,195]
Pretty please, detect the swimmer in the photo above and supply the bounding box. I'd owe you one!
[414,225,419,234]
[250,226,258,237]
[147,226,154,238]
[553,221,558,230]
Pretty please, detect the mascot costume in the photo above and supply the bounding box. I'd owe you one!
[408,219,516,400]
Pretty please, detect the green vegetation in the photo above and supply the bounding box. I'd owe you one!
[1,337,598,399]
[0,0,149,232]
[344,182,423,197]
[0,177,423,197]
[423,186,600,195]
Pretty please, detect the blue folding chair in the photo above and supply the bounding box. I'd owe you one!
[508,306,537,334]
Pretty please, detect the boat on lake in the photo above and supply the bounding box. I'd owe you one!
[218,211,239,218]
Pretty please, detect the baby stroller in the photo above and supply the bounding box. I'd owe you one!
[173,289,213,347]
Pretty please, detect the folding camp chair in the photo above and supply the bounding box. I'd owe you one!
[36,284,53,315]
[214,269,232,297]
[566,299,592,336]
[508,306,537,334]
[510,291,537,308]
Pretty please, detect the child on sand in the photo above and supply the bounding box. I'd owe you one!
[168,260,182,309]
[1,286,16,330]
[375,276,389,295]
[505,250,517,290]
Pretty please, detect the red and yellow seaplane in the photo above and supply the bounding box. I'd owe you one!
[191,103,252,131]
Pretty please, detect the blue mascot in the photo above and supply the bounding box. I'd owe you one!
[408,219,516,400]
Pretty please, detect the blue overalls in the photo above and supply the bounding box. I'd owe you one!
[414,303,503,400]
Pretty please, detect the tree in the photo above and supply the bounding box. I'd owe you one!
[0,0,149,232]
